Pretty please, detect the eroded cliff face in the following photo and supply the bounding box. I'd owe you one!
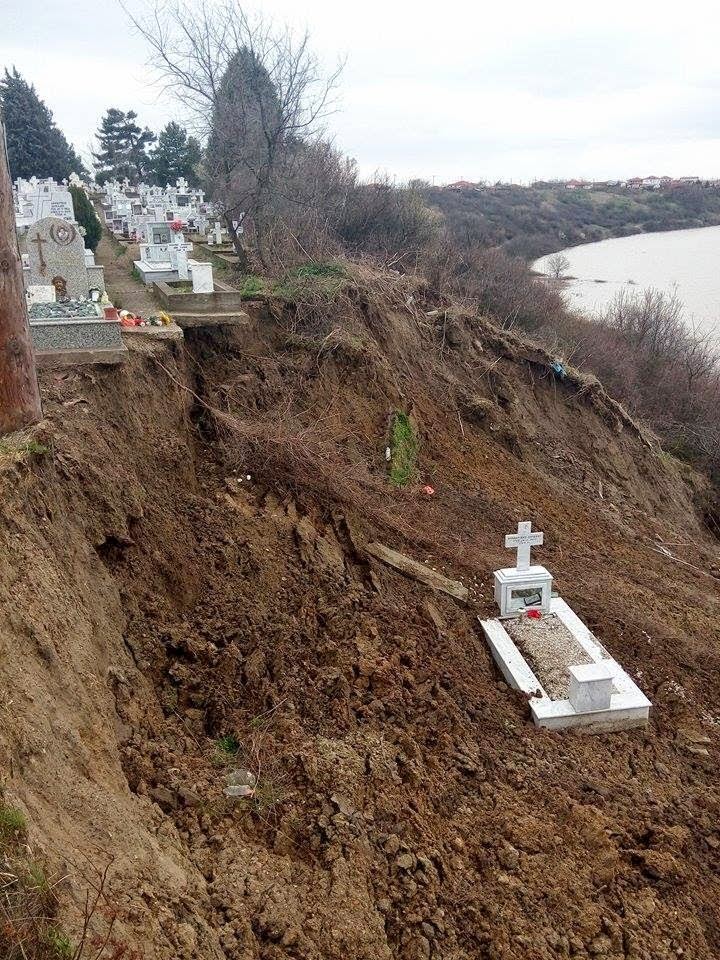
[1,283,719,959]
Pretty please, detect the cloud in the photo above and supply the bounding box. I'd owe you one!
[3,0,720,181]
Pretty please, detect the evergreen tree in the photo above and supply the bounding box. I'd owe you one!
[149,122,201,186]
[0,68,87,181]
[69,185,102,252]
[93,108,155,184]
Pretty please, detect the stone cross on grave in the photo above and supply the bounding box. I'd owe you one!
[505,521,543,572]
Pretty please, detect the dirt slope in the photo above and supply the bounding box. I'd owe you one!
[1,272,719,959]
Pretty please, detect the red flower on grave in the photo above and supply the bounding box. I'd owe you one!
[527,609,542,619]
[169,219,184,232]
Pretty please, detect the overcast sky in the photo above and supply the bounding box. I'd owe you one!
[4,0,720,183]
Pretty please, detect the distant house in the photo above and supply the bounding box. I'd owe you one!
[641,176,672,189]
[564,179,586,190]
[626,177,643,190]
[446,180,478,191]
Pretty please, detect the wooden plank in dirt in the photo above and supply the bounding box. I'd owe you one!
[365,542,468,602]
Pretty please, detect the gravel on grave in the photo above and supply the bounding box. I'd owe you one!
[505,613,593,700]
[29,300,101,320]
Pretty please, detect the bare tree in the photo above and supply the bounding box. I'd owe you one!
[124,0,343,270]
[547,252,571,280]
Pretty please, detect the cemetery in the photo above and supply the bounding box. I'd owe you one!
[480,522,652,732]
[101,177,212,240]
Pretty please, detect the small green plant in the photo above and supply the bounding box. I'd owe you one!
[272,261,349,301]
[26,860,50,892]
[240,274,265,297]
[214,734,241,763]
[0,802,27,841]
[252,779,285,812]
[388,412,419,487]
[131,266,143,283]
[45,926,74,958]
[0,439,48,458]
[291,262,347,280]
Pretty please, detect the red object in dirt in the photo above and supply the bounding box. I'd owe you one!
[103,307,119,322]
[421,485,436,496]
[169,219,184,232]
[527,609,542,620]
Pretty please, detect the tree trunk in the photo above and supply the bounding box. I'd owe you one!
[254,216,268,271]
[0,120,42,436]
[224,211,250,273]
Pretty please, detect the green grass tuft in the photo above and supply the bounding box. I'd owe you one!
[0,439,49,459]
[240,274,265,297]
[272,261,349,301]
[0,803,27,842]
[45,926,74,959]
[214,734,241,762]
[388,412,419,487]
[290,262,348,280]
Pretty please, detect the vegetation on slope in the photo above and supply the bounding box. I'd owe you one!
[421,183,720,259]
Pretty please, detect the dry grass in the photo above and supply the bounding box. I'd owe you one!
[0,798,130,960]
[0,800,66,960]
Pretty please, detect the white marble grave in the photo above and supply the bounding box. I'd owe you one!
[479,521,651,732]
[133,221,214,289]
[494,521,553,618]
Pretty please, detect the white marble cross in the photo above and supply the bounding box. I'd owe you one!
[505,521,543,572]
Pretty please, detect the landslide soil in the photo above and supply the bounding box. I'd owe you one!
[1,270,719,960]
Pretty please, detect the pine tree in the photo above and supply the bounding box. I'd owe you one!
[0,68,87,181]
[69,185,102,252]
[149,122,201,186]
[93,108,155,184]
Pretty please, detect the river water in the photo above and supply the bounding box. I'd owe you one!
[534,225,720,341]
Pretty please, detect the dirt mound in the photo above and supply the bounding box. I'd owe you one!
[1,272,719,959]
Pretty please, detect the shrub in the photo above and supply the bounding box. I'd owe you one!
[69,185,102,252]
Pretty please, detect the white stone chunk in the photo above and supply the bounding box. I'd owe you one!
[568,662,615,713]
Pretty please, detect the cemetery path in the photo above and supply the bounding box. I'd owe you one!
[95,231,158,316]
[1,267,719,959]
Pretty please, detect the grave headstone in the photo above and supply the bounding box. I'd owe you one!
[172,244,189,280]
[494,520,552,617]
[26,217,104,300]
[191,261,214,293]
